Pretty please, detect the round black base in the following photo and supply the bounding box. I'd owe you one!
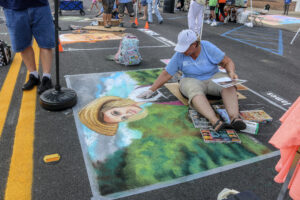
[40,87,77,111]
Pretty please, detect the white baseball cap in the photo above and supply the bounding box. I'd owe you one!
[174,30,198,53]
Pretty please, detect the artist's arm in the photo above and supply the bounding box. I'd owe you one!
[149,70,173,91]
[137,70,173,99]
[219,56,238,79]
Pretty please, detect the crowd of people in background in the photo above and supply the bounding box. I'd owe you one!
[90,0,250,30]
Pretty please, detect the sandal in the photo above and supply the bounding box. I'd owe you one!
[231,118,246,131]
[212,119,227,132]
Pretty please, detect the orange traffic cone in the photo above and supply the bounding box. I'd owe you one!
[144,21,149,29]
[135,17,138,26]
[58,40,63,52]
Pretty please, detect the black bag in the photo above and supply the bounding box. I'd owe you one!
[0,40,12,67]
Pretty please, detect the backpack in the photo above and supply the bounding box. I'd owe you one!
[0,40,12,67]
[114,34,142,66]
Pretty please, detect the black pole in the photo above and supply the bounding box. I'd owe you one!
[39,0,77,111]
[54,0,61,91]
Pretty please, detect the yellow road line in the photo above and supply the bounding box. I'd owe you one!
[5,40,40,200]
[0,53,22,138]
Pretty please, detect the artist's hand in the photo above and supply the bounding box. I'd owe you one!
[228,71,238,80]
[137,89,155,99]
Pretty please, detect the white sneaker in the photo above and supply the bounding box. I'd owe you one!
[210,21,217,26]
[224,16,229,24]
[205,19,211,24]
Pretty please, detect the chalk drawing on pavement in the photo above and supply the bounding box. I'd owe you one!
[66,68,273,200]
[59,32,122,45]
[256,15,300,26]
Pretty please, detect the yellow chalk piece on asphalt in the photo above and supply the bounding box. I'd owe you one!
[43,154,61,163]
[4,40,39,200]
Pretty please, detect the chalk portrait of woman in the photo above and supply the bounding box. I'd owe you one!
[79,96,148,136]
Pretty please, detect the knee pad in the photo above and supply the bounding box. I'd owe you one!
[129,13,135,17]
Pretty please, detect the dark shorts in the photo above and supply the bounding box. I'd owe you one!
[4,5,55,52]
[209,6,216,10]
[141,0,147,6]
[102,0,115,13]
[118,2,135,17]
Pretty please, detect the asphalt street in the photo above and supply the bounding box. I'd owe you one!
[0,2,299,200]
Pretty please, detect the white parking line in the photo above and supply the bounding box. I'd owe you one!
[63,45,170,52]
[247,88,287,111]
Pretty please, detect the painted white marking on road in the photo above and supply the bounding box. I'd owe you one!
[138,28,176,47]
[247,88,287,111]
[138,28,160,36]
[265,91,291,106]
[63,45,169,52]
[0,33,8,35]
[156,37,176,46]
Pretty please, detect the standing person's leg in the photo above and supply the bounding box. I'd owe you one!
[103,13,108,26]
[90,1,94,11]
[147,0,153,23]
[21,47,37,73]
[118,3,125,26]
[107,0,115,26]
[138,0,142,13]
[102,0,110,27]
[4,8,41,90]
[195,3,205,37]
[210,6,217,26]
[219,3,226,19]
[287,4,289,15]
[139,0,148,20]
[39,48,52,74]
[152,0,156,13]
[31,5,55,94]
[95,1,100,10]
[127,2,138,27]
[188,1,197,31]
[180,0,185,9]
[154,0,163,23]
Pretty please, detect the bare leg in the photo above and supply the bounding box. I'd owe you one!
[107,14,112,25]
[40,48,53,74]
[103,13,107,26]
[20,46,37,72]
[221,86,239,122]
[130,16,134,23]
[119,16,123,24]
[210,10,215,21]
[192,94,219,125]
[138,1,142,13]
[143,6,147,19]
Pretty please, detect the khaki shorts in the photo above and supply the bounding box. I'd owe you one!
[179,72,229,104]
